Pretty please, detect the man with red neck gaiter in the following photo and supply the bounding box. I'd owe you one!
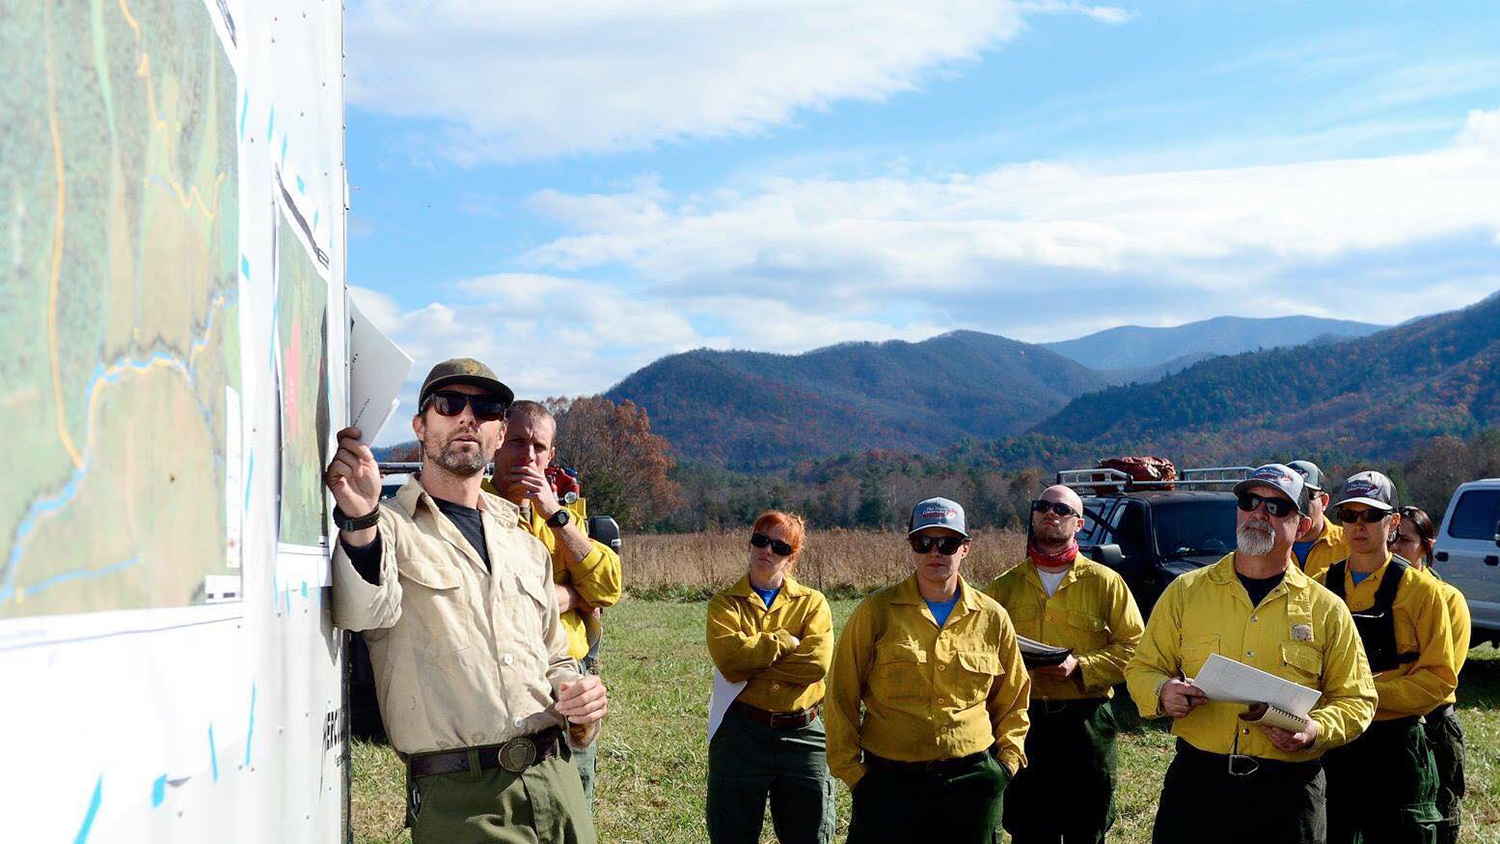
[984,485,1145,844]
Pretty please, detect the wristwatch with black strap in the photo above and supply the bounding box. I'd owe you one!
[333,504,380,531]
[545,508,571,529]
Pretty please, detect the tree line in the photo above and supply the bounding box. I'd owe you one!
[378,396,1500,534]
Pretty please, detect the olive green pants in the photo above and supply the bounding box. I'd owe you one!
[1003,699,1118,844]
[706,710,836,844]
[1153,740,1325,844]
[571,659,600,805]
[407,746,597,844]
[1423,709,1464,844]
[1325,718,1441,844]
[847,751,1008,844]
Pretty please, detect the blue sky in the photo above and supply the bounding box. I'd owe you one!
[344,0,1500,443]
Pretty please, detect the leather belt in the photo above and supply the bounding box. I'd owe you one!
[408,727,563,778]
[1030,697,1108,717]
[1174,739,1320,777]
[1428,703,1455,720]
[864,749,991,776]
[1368,715,1424,731]
[728,700,819,729]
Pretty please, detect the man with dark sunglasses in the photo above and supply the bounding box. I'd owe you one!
[983,485,1144,844]
[483,400,622,805]
[1313,471,1455,844]
[326,358,607,844]
[1288,460,1350,579]
[826,497,1031,843]
[1125,464,1375,844]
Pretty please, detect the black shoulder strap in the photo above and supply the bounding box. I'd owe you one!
[1326,560,1348,601]
[1372,556,1409,614]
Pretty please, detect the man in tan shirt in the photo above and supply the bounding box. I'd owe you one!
[326,358,607,844]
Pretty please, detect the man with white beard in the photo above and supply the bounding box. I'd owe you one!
[1125,464,1375,844]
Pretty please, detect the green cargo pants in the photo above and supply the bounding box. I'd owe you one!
[570,658,600,805]
[706,710,836,844]
[1002,699,1118,844]
[1423,708,1465,844]
[846,750,1008,844]
[1325,717,1441,844]
[407,744,597,844]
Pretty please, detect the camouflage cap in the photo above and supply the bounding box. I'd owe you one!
[418,357,514,409]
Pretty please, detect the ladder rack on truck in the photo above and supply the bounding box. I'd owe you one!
[1055,465,1253,493]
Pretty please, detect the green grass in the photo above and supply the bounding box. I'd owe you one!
[353,600,1500,843]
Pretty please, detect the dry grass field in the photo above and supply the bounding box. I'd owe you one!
[623,528,1027,600]
[349,529,1500,843]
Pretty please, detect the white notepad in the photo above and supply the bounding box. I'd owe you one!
[708,668,748,742]
[1192,653,1321,719]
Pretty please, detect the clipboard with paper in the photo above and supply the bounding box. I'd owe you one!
[1192,653,1321,732]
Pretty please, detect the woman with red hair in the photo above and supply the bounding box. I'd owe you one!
[705,511,835,844]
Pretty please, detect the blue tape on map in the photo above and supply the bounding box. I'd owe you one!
[151,774,166,807]
[74,776,102,844]
[245,682,257,767]
[209,723,219,782]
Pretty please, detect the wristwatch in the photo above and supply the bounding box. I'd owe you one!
[546,509,571,529]
[333,504,380,531]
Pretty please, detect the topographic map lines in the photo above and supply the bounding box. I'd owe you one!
[0,0,241,619]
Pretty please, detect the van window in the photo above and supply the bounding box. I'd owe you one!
[1447,489,1500,540]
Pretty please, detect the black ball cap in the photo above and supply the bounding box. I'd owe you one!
[418,357,514,409]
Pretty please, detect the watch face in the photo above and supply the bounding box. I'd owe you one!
[550,510,570,527]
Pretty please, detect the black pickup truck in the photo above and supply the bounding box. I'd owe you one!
[1060,467,1247,620]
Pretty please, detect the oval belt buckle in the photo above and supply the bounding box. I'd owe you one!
[499,737,537,773]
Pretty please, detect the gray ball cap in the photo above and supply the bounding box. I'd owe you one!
[418,357,515,409]
[1287,460,1327,492]
[1232,463,1310,515]
[1334,470,1397,512]
[908,497,969,537]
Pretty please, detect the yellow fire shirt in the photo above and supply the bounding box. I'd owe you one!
[706,574,833,713]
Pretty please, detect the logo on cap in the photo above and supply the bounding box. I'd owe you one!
[920,506,956,520]
[1345,481,1377,497]
[1253,467,1293,483]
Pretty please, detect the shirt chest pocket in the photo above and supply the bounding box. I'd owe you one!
[872,641,928,701]
[497,569,550,651]
[1280,642,1323,686]
[1064,610,1108,650]
[396,556,473,656]
[1179,634,1220,678]
[952,650,1003,707]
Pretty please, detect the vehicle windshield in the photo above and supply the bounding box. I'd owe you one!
[1151,499,1237,558]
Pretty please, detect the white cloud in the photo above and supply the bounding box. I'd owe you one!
[345,0,1130,162]
[359,107,1500,444]
[517,114,1500,325]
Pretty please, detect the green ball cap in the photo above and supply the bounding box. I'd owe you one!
[418,357,514,409]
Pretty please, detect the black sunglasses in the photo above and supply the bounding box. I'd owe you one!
[425,390,508,421]
[909,535,968,555]
[1236,491,1298,519]
[1336,506,1390,524]
[750,532,795,557]
[1032,500,1078,518]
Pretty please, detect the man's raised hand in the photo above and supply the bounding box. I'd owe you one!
[326,426,382,526]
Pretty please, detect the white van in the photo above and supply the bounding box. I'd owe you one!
[1433,479,1500,644]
